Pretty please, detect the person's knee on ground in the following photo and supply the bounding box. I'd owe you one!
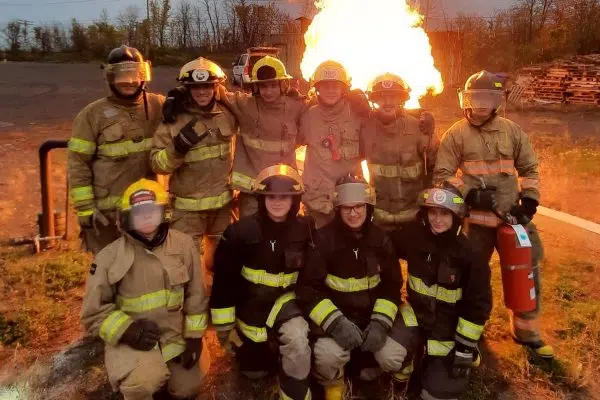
[119,361,170,400]
[278,316,311,380]
[166,359,203,399]
[313,337,351,384]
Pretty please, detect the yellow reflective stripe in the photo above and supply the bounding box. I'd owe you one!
[400,303,418,327]
[408,275,462,304]
[309,299,338,326]
[266,292,296,328]
[237,319,268,343]
[185,313,208,333]
[68,137,96,155]
[116,289,184,313]
[373,298,398,322]
[211,307,236,325]
[280,388,312,400]
[325,274,381,293]
[241,133,294,153]
[457,317,484,341]
[155,149,173,171]
[96,196,122,211]
[97,137,153,157]
[174,191,232,211]
[373,208,419,224]
[184,143,231,163]
[427,340,455,356]
[99,310,132,345]
[162,340,186,362]
[231,171,255,191]
[370,163,422,179]
[77,209,94,217]
[70,186,94,203]
[461,159,515,175]
[241,267,299,289]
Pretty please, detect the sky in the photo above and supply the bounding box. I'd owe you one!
[0,0,514,26]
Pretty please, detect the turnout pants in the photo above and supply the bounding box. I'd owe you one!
[234,316,312,400]
[468,222,544,343]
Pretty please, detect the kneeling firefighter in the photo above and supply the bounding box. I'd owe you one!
[151,57,237,288]
[296,175,403,399]
[379,185,492,400]
[81,179,209,400]
[209,164,314,400]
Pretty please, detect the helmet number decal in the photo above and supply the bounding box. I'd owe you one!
[192,69,209,82]
[322,69,339,79]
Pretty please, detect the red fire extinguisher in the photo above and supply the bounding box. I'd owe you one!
[496,212,536,312]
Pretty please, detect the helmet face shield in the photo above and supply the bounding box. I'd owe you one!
[334,183,376,207]
[128,203,164,233]
[106,61,151,84]
[459,89,502,110]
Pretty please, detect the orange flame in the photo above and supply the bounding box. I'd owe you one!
[301,0,443,109]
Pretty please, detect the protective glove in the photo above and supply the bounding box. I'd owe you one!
[174,118,203,154]
[325,315,364,350]
[361,320,389,353]
[78,208,109,230]
[452,343,475,378]
[419,111,435,136]
[216,329,231,347]
[510,197,538,225]
[177,338,203,369]
[120,318,161,351]
[466,188,498,211]
[162,86,188,123]
[346,89,371,118]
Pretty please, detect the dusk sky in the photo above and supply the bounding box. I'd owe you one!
[0,0,514,25]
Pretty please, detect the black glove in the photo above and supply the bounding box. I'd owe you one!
[346,89,371,118]
[162,86,188,123]
[174,118,202,154]
[361,320,389,353]
[452,343,475,378]
[177,338,203,369]
[120,319,161,351]
[466,188,498,211]
[326,315,364,350]
[419,111,435,136]
[510,197,538,225]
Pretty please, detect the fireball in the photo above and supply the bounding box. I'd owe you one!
[301,0,443,109]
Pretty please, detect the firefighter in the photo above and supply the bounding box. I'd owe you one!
[210,164,313,400]
[363,73,439,234]
[433,70,553,359]
[81,179,208,400]
[68,45,164,254]
[150,57,236,287]
[296,175,402,399]
[375,185,492,399]
[300,61,366,229]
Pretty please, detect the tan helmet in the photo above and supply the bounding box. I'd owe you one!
[177,57,226,85]
[251,56,292,83]
[417,187,466,219]
[252,164,304,195]
[458,70,504,110]
[333,175,376,207]
[368,73,411,102]
[311,60,351,88]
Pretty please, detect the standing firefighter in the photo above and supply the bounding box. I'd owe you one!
[68,45,164,254]
[81,179,208,400]
[300,61,366,228]
[363,73,438,233]
[296,175,402,400]
[210,165,314,400]
[434,70,553,359]
[379,186,491,399]
[151,57,236,285]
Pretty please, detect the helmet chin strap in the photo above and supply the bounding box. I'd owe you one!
[465,108,497,128]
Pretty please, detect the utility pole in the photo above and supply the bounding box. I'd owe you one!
[145,0,151,59]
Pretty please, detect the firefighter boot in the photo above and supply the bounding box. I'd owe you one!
[324,380,345,400]
[514,338,554,360]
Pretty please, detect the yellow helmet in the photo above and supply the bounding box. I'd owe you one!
[120,179,169,212]
[311,60,351,87]
[368,73,411,102]
[251,56,292,83]
[177,57,226,85]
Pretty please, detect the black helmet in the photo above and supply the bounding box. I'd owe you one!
[253,164,304,196]
[108,45,144,64]
[458,70,504,111]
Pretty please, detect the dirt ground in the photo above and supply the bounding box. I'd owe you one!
[1,62,600,399]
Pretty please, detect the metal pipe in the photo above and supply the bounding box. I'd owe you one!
[39,140,68,241]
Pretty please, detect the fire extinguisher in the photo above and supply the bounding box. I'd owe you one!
[495,210,536,312]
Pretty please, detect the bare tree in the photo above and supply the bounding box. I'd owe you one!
[173,0,193,49]
[2,20,23,52]
[33,25,52,53]
[150,0,171,48]
[118,5,142,47]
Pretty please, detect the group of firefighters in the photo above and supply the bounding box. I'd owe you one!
[71,44,553,400]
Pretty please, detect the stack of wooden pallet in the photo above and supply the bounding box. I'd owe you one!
[519,55,600,105]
